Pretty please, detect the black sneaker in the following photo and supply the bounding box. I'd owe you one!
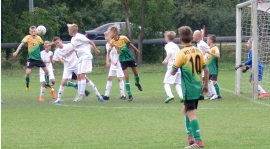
[119,95,126,100]
[101,95,109,100]
[135,83,143,91]
[85,90,90,97]
[217,96,222,100]
[128,95,133,102]
[74,84,78,90]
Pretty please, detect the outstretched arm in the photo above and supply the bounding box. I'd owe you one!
[129,43,140,55]
[89,40,100,54]
[13,43,24,57]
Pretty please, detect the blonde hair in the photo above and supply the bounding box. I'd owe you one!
[43,41,52,48]
[108,24,120,34]
[164,31,176,41]
[193,30,202,38]
[29,25,36,30]
[104,30,110,35]
[67,23,78,32]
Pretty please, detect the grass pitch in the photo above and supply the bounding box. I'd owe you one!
[1,68,270,149]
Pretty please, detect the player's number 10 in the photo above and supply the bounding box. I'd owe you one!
[189,55,201,76]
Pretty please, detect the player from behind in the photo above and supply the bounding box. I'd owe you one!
[171,26,209,148]
[205,35,222,100]
[67,24,103,102]
[109,24,142,101]
[102,30,126,100]
[162,31,183,103]
[236,38,269,98]
[39,41,56,101]
[12,25,53,92]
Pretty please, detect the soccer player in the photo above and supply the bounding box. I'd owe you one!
[39,41,56,101]
[171,26,209,148]
[67,24,103,102]
[237,38,269,98]
[162,31,183,103]
[12,25,53,92]
[205,35,222,100]
[109,24,142,101]
[102,30,125,100]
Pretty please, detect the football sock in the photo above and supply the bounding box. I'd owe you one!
[258,85,266,93]
[87,80,101,96]
[119,80,125,96]
[77,81,81,95]
[209,80,217,95]
[40,86,45,96]
[45,75,50,85]
[80,79,86,95]
[164,84,173,97]
[184,116,192,135]
[134,75,140,84]
[25,76,30,83]
[175,84,183,99]
[214,83,221,96]
[105,80,112,96]
[57,85,64,100]
[190,119,201,141]
[125,82,132,96]
[66,81,77,87]
[207,83,212,96]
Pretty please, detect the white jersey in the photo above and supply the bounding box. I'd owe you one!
[164,42,180,69]
[106,43,121,69]
[196,40,209,55]
[53,43,78,70]
[71,33,93,59]
[40,50,53,72]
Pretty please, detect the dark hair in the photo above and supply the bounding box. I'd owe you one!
[53,36,62,41]
[208,34,216,43]
[178,26,193,43]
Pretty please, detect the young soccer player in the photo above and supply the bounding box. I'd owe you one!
[67,24,103,102]
[12,25,53,92]
[109,24,142,101]
[102,30,125,100]
[162,31,183,103]
[237,38,269,98]
[205,35,222,100]
[171,26,209,148]
[39,41,56,101]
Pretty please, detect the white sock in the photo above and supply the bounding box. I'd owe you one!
[175,84,183,99]
[208,83,213,96]
[164,84,173,97]
[77,81,81,95]
[105,80,112,96]
[57,85,65,101]
[40,86,45,96]
[80,79,86,95]
[209,80,217,95]
[119,80,125,96]
[258,85,266,93]
[87,80,101,97]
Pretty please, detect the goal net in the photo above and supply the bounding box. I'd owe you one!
[236,0,270,99]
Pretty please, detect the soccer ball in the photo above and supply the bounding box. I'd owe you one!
[36,25,46,36]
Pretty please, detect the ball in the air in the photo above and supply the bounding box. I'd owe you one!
[36,25,46,36]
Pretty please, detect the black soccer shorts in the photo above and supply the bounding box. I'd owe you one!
[184,100,199,111]
[209,74,218,81]
[120,60,137,70]
[26,59,46,68]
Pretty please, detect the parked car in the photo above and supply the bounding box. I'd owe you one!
[85,22,126,40]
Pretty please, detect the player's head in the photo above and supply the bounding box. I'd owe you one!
[104,30,112,42]
[178,26,193,44]
[164,31,176,43]
[207,34,216,45]
[53,36,63,48]
[67,23,78,36]
[193,30,202,42]
[108,24,120,38]
[43,41,52,51]
[247,38,252,50]
[29,25,37,37]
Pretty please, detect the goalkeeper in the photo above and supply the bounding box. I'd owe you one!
[236,38,268,98]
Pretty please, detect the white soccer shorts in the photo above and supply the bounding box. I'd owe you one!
[62,66,78,79]
[78,58,92,74]
[39,68,55,82]
[163,69,181,84]
[108,66,124,78]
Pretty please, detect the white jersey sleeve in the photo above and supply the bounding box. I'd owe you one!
[197,40,209,55]
[105,43,110,53]
[165,42,180,69]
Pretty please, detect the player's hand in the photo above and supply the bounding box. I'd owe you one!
[95,49,100,55]
[202,86,208,94]
[162,60,168,65]
[106,62,110,68]
[206,50,210,54]
[12,52,18,57]
[136,50,140,55]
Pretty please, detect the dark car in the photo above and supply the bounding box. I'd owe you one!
[85,22,126,40]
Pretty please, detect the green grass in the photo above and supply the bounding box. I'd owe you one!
[2,69,270,149]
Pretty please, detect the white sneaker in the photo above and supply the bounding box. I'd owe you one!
[73,95,79,102]
[77,94,85,102]
[210,94,218,100]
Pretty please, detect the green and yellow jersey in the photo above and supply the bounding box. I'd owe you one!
[109,35,134,62]
[172,46,207,100]
[22,35,44,60]
[205,46,219,75]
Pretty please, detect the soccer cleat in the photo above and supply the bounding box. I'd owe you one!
[184,140,204,148]
[210,94,218,100]
[73,95,79,102]
[76,95,85,102]
[53,100,60,104]
[259,92,269,99]
[164,97,174,103]
[101,95,109,100]
[85,90,90,97]
[217,96,222,100]
[128,95,133,102]
[97,96,104,102]
[45,84,54,92]
[207,94,213,99]
[135,83,143,91]
[26,83,30,91]
[39,96,44,102]
[119,95,126,100]
[180,97,184,103]
[74,84,78,90]
[50,91,56,99]
[188,135,195,146]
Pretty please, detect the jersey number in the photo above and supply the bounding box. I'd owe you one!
[189,55,201,76]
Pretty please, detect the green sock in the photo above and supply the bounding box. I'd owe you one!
[45,75,49,85]
[184,116,192,135]
[66,81,77,87]
[25,76,30,83]
[214,83,221,96]
[190,119,201,141]
[134,75,140,84]
[125,82,132,96]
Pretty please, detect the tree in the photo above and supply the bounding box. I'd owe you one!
[137,0,146,65]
